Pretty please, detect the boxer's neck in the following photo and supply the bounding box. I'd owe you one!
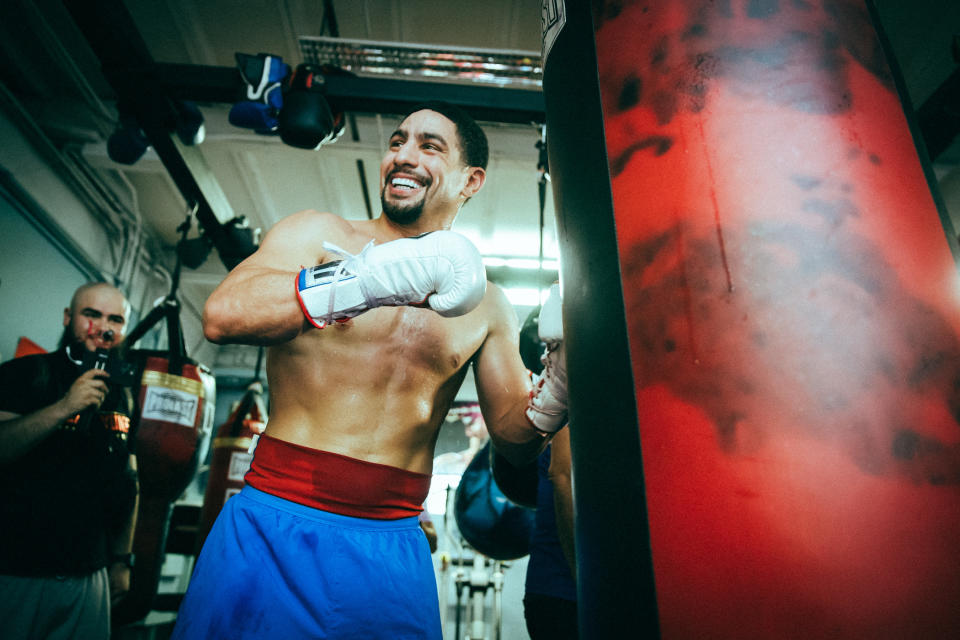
[374,209,458,241]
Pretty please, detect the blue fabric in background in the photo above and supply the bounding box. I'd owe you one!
[525,446,577,602]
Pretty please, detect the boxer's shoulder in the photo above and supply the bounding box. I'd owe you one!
[259,210,365,264]
[469,281,520,339]
[480,280,510,310]
[278,209,353,236]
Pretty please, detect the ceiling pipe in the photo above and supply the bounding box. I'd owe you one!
[61,0,249,270]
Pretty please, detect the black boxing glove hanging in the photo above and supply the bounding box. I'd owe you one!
[278,64,342,150]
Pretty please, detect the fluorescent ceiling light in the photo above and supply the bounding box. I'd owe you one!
[483,256,559,271]
[502,287,549,307]
[299,36,543,88]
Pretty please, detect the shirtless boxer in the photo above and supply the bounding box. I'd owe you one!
[171,102,568,639]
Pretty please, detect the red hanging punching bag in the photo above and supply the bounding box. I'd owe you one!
[543,1,960,637]
[196,381,267,551]
[135,355,209,498]
[112,351,213,626]
[110,219,218,626]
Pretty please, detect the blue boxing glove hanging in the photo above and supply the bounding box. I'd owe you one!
[229,53,289,134]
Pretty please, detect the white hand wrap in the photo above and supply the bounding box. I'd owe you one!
[525,283,568,434]
[296,230,487,328]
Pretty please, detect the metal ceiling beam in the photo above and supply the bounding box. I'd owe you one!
[61,0,243,268]
[155,63,545,124]
[321,74,545,124]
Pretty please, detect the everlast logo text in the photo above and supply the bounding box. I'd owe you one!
[145,391,197,424]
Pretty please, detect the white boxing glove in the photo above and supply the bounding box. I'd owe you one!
[525,283,568,434]
[296,230,487,328]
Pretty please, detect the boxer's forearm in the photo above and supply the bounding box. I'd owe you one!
[549,430,576,580]
[203,267,311,345]
[473,285,553,466]
[486,400,550,467]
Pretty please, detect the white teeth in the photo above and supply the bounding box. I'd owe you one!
[392,177,420,189]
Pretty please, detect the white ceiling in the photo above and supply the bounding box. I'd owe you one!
[1,0,959,375]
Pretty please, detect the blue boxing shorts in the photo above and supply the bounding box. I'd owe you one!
[171,485,441,639]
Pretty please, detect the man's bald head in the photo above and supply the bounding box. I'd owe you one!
[61,283,130,352]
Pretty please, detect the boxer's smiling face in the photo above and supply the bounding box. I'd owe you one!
[380,109,473,226]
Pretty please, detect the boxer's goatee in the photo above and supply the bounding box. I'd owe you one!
[382,193,424,225]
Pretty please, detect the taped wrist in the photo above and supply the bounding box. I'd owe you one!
[296,240,431,328]
[296,258,369,329]
[525,378,567,434]
[524,346,568,434]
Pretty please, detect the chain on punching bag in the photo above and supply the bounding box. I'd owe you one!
[112,213,215,626]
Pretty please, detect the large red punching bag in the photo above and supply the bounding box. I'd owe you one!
[544,1,960,638]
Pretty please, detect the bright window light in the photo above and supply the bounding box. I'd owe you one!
[424,473,461,515]
[502,287,546,307]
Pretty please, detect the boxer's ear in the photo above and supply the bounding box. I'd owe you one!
[461,167,486,200]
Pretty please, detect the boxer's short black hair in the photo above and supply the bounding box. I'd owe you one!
[404,101,489,170]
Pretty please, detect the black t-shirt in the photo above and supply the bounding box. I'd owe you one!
[0,348,137,577]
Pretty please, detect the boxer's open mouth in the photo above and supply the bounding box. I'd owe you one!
[388,173,427,196]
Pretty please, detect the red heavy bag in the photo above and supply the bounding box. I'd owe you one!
[196,381,267,551]
[594,2,960,638]
[113,350,215,625]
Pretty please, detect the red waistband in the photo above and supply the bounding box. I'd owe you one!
[244,434,430,519]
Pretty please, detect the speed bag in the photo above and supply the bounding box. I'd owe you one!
[454,440,535,560]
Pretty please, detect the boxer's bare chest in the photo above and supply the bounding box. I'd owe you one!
[277,302,488,393]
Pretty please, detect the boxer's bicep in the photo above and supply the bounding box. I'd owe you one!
[232,209,338,274]
[473,286,528,412]
[473,286,544,465]
[203,210,340,344]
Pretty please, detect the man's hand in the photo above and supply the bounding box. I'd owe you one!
[109,562,131,606]
[525,284,568,434]
[58,369,110,417]
[420,520,439,554]
[296,230,487,328]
